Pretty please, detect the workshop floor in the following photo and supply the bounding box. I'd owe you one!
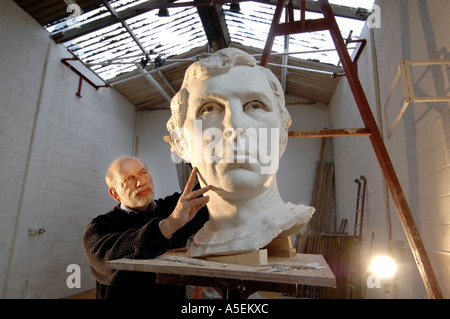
[65,289,95,299]
[64,288,285,299]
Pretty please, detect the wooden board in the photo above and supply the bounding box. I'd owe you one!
[264,237,297,258]
[107,250,336,288]
[205,249,268,267]
[267,248,297,258]
[265,237,293,249]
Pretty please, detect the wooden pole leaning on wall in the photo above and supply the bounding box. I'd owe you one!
[260,0,443,299]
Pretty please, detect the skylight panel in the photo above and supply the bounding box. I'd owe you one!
[49,3,207,81]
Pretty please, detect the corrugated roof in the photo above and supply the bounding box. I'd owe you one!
[16,0,376,108]
[44,0,373,81]
[47,1,208,80]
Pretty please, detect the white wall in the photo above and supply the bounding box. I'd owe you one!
[0,0,137,298]
[329,0,449,298]
[278,104,332,205]
[136,101,331,215]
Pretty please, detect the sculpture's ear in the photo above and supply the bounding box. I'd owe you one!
[279,133,288,158]
[163,131,191,163]
[279,108,292,159]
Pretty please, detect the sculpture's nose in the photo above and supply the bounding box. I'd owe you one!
[222,98,246,138]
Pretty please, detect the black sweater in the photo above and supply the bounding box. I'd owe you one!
[82,191,208,299]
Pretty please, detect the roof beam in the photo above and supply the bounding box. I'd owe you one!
[253,0,371,21]
[136,64,172,102]
[195,1,230,51]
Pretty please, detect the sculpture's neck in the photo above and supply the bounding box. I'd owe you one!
[204,177,284,232]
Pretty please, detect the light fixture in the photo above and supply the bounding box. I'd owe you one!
[139,57,149,68]
[368,255,397,279]
[229,1,241,12]
[154,55,165,67]
[158,7,170,17]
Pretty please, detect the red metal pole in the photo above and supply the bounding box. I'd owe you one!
[76,76,83,98]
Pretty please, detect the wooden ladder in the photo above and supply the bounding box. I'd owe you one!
[260,0,442,298]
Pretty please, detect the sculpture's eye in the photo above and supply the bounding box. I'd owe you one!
[244,100,269,112]
[197,102,223,119]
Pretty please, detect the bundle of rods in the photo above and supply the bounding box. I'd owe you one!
[296,233,353,299]
[292,158,355,298]
[309,161,335,233]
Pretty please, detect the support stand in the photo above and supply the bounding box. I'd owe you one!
[260,0,442,299]
[107,249,335,300]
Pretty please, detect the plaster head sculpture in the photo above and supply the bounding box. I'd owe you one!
[166,48,314,257]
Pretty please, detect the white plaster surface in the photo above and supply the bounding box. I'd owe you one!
[167,48,315,257]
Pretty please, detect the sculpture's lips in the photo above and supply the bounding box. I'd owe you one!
[210,151,258,164]
[229,154,258,163]
[221,157,259,174]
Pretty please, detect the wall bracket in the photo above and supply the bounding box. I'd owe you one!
[384,60,450,139]
[61,58,109,97]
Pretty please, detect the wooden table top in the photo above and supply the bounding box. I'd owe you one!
[107,249,335,288]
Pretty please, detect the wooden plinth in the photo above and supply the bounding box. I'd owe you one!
[107,249,335,298]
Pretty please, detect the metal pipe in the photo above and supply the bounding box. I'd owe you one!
[281,7,290,91]
[108,60,188,86]
[61,58,109,90]
[132,110,140,156]
[265,62,335,75]
[251,47,357,57]
[156,69,177,95]
[136,63,172,102]
[106,53,212,86]
[102,0,148,57]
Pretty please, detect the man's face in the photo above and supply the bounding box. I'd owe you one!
[182,65,282,198]
[111,158,155,210]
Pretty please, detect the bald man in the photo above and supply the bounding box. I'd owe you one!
[82,156,210,299]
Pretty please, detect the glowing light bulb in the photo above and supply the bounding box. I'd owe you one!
[369,255,397,279]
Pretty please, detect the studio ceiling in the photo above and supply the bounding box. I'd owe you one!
[13,0,374,110]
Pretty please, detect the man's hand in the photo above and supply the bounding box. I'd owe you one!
[160,167,211,239]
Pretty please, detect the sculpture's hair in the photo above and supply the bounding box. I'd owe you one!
[166,48,292,157]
